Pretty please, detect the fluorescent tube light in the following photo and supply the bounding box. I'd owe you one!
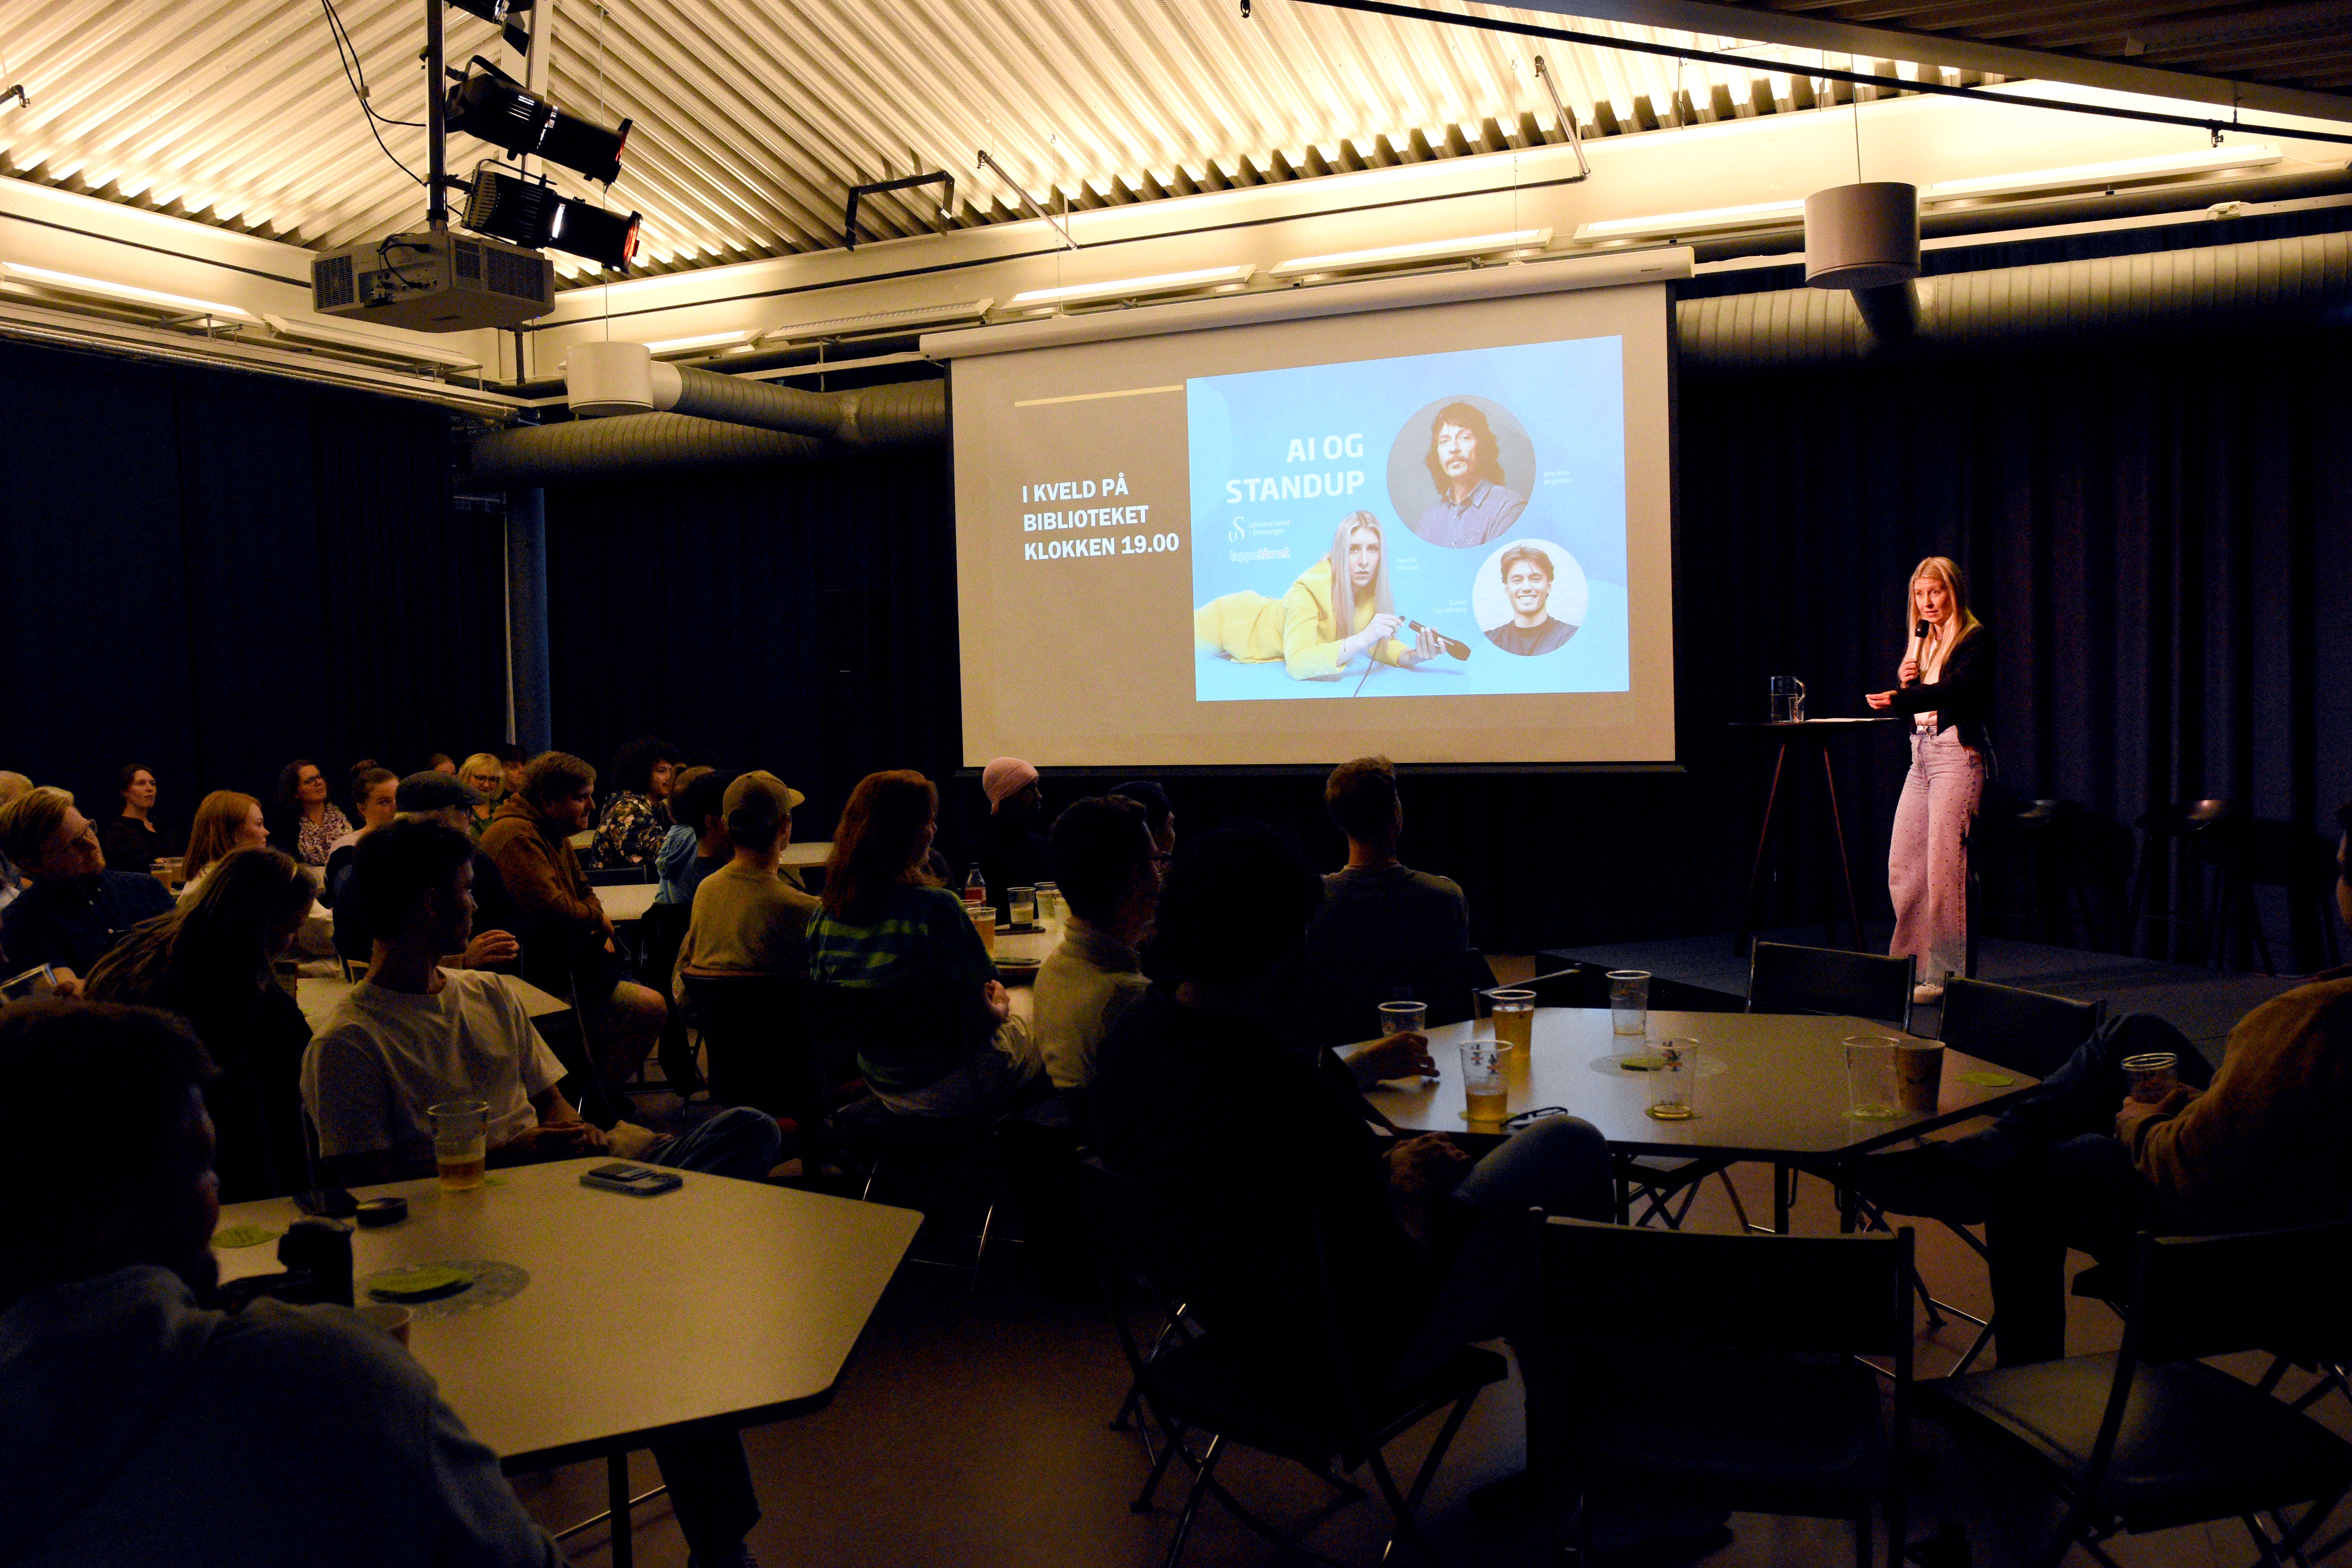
[639,329,756,357]
[1,261,258,322]
[1924,143,2283,201]
[1008,265,1254,308]
[1573,200,1806,242]
[261,313,483,368]
[757,298,994,346]
[1269,229,1552,279]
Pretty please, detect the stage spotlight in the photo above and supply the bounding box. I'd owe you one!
[463,168,641,269]
[448,59,630,184]
[448,0,534,54]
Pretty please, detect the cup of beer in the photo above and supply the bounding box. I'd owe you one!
[428,1099,490,1191]
[1007,887,1037,927]
[966,902,997,955]
[1895,1042,1943,1114]
[1608,971,1650,1037]
[1377,999,1427,1039]
[1034,882,1061,922]
[1460,1040,1508,1123]
[1487,989,1536,1051]
[1647,1038,1698,1120]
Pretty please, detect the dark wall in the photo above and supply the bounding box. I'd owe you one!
[542,318,2352,956]
[0,341,506,831]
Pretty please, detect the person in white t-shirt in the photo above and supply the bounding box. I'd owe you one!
[299,817,778,1568]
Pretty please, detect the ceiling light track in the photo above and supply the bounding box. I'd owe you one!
[1281,0,2352,149]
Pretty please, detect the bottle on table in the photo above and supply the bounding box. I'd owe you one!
[964,866,988,906]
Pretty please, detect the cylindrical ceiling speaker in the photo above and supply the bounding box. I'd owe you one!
[1805,182,1920,289]
[563,339,655,417]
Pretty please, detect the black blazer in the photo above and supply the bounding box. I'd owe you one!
[1887,623,1995,753]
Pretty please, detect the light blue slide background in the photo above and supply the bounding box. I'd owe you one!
[1187,334,1629,703]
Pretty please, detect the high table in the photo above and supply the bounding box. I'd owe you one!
[1363,1006,2038,1230]
[597,842,833,928]
[1728,716,1902,956]
[213,1158,920,1566]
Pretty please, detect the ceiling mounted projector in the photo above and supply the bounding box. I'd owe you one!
[463,168,640,270]
[448,58,631,184]
[309,229,554,332]
[1804,183,1920,290]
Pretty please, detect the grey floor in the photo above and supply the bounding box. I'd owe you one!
[505,938,2341,1568]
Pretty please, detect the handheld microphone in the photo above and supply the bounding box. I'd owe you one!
[1405,618,1472,661]
[1914,618,1930,641]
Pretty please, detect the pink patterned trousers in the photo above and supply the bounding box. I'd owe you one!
[1888,727,1984,987]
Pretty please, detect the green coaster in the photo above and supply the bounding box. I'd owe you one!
[1619,1054,1665,1072]
[480,1174,509,1189]
[1960,1069,2016,1088]
[367,1264,475,1303]
[212,1223,280,1249]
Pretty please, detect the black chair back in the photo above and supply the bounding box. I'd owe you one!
[2131,1221,2352,1368]
[1540,1216,1912,1361]
[637,900,690,990]
[585,865,651,887]
[1936,976,2100,1081]
[1309,947,1497,1044]
[804,978,992,1083]
[1747,940,1914,1030]
[681,972,825,1129]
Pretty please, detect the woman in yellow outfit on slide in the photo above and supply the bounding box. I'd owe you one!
[1194,511,1444,680]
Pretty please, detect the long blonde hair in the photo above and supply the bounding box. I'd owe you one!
[1907,555,1982,676]
[184,790,263,886]
[1326,512,1396,637]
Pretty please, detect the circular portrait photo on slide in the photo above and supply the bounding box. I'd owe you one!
[1387,395,1535,549]
[1472,539,1586,657]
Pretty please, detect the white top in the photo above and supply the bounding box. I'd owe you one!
[301,968,564,1167]
[1029,916,1149,1090]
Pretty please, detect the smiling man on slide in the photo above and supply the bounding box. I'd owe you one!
[1481,544,1576,657]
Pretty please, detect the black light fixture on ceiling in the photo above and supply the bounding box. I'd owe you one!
[462,167,641,269]
[447,57,630,184]
[446,0,534,55]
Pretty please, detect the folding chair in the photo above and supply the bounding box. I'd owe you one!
[681,972,828,1180]
[1075,1157,1503,1568]
[1931,1221,2352,1568]
[1528,1217,1914,1566]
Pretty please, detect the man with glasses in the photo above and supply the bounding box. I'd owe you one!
[0,787,174,995]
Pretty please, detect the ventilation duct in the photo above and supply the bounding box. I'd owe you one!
[1679,230,2352,370]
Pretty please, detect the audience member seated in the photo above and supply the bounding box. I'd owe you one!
[495,744,529,797]
[810,770,1043,1118]
[1092,822,1612,1397]
[83,848,317,1201]
[459,752,506,837]
[273,759,350,868]
[0,771,30,909]
[1305,755,1471,1038]
[322,766,399,907]
[481,753,665,1101]
[304,819,776,1568]
[592,735,680,872]
[180,790,270,904]
[1031,796,1158,1094]
[425,753,458,776]
[676,774,819,997]
[656,765,731,906]
[1860,801,2352,1365]
[0,787,174,996]
[0,1000,563,1568]
[1109,778,1178,858]
[331,773,521,974]
[100,764,179,877]
[975,755,1051,916]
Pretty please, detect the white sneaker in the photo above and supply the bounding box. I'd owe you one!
[1913,982,1945,1004]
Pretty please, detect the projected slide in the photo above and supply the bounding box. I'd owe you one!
[946,278,1677,768]
[1186,336,1628,703]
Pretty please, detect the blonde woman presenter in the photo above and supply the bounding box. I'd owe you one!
[1194,512,1443,681]
[1866,556,1994,1003]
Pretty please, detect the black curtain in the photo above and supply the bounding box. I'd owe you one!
[0,341,506,827]
[540,321,2352,958]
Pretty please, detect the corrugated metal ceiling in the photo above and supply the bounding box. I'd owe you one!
[0,0,1958,283]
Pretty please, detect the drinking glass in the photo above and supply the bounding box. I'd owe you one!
[966,902,997,955]
[1377,999,1428,1040]
[428,1099,490,1191]
[1460,1041,1507,1123]
[1770,675,1807,724]
[1008,886,1038,927]
[1487,989,1535,1051]
[2121,1052,2180,1103]
[1843,1036,1901,1119]
[1034,882,1061,922]
[1647,1037,1697,1120]
[1607,971,1650,1037]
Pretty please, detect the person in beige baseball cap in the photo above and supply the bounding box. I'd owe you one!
[675,770,820,1000]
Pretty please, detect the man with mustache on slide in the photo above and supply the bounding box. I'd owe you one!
[1481,543,1577,656]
